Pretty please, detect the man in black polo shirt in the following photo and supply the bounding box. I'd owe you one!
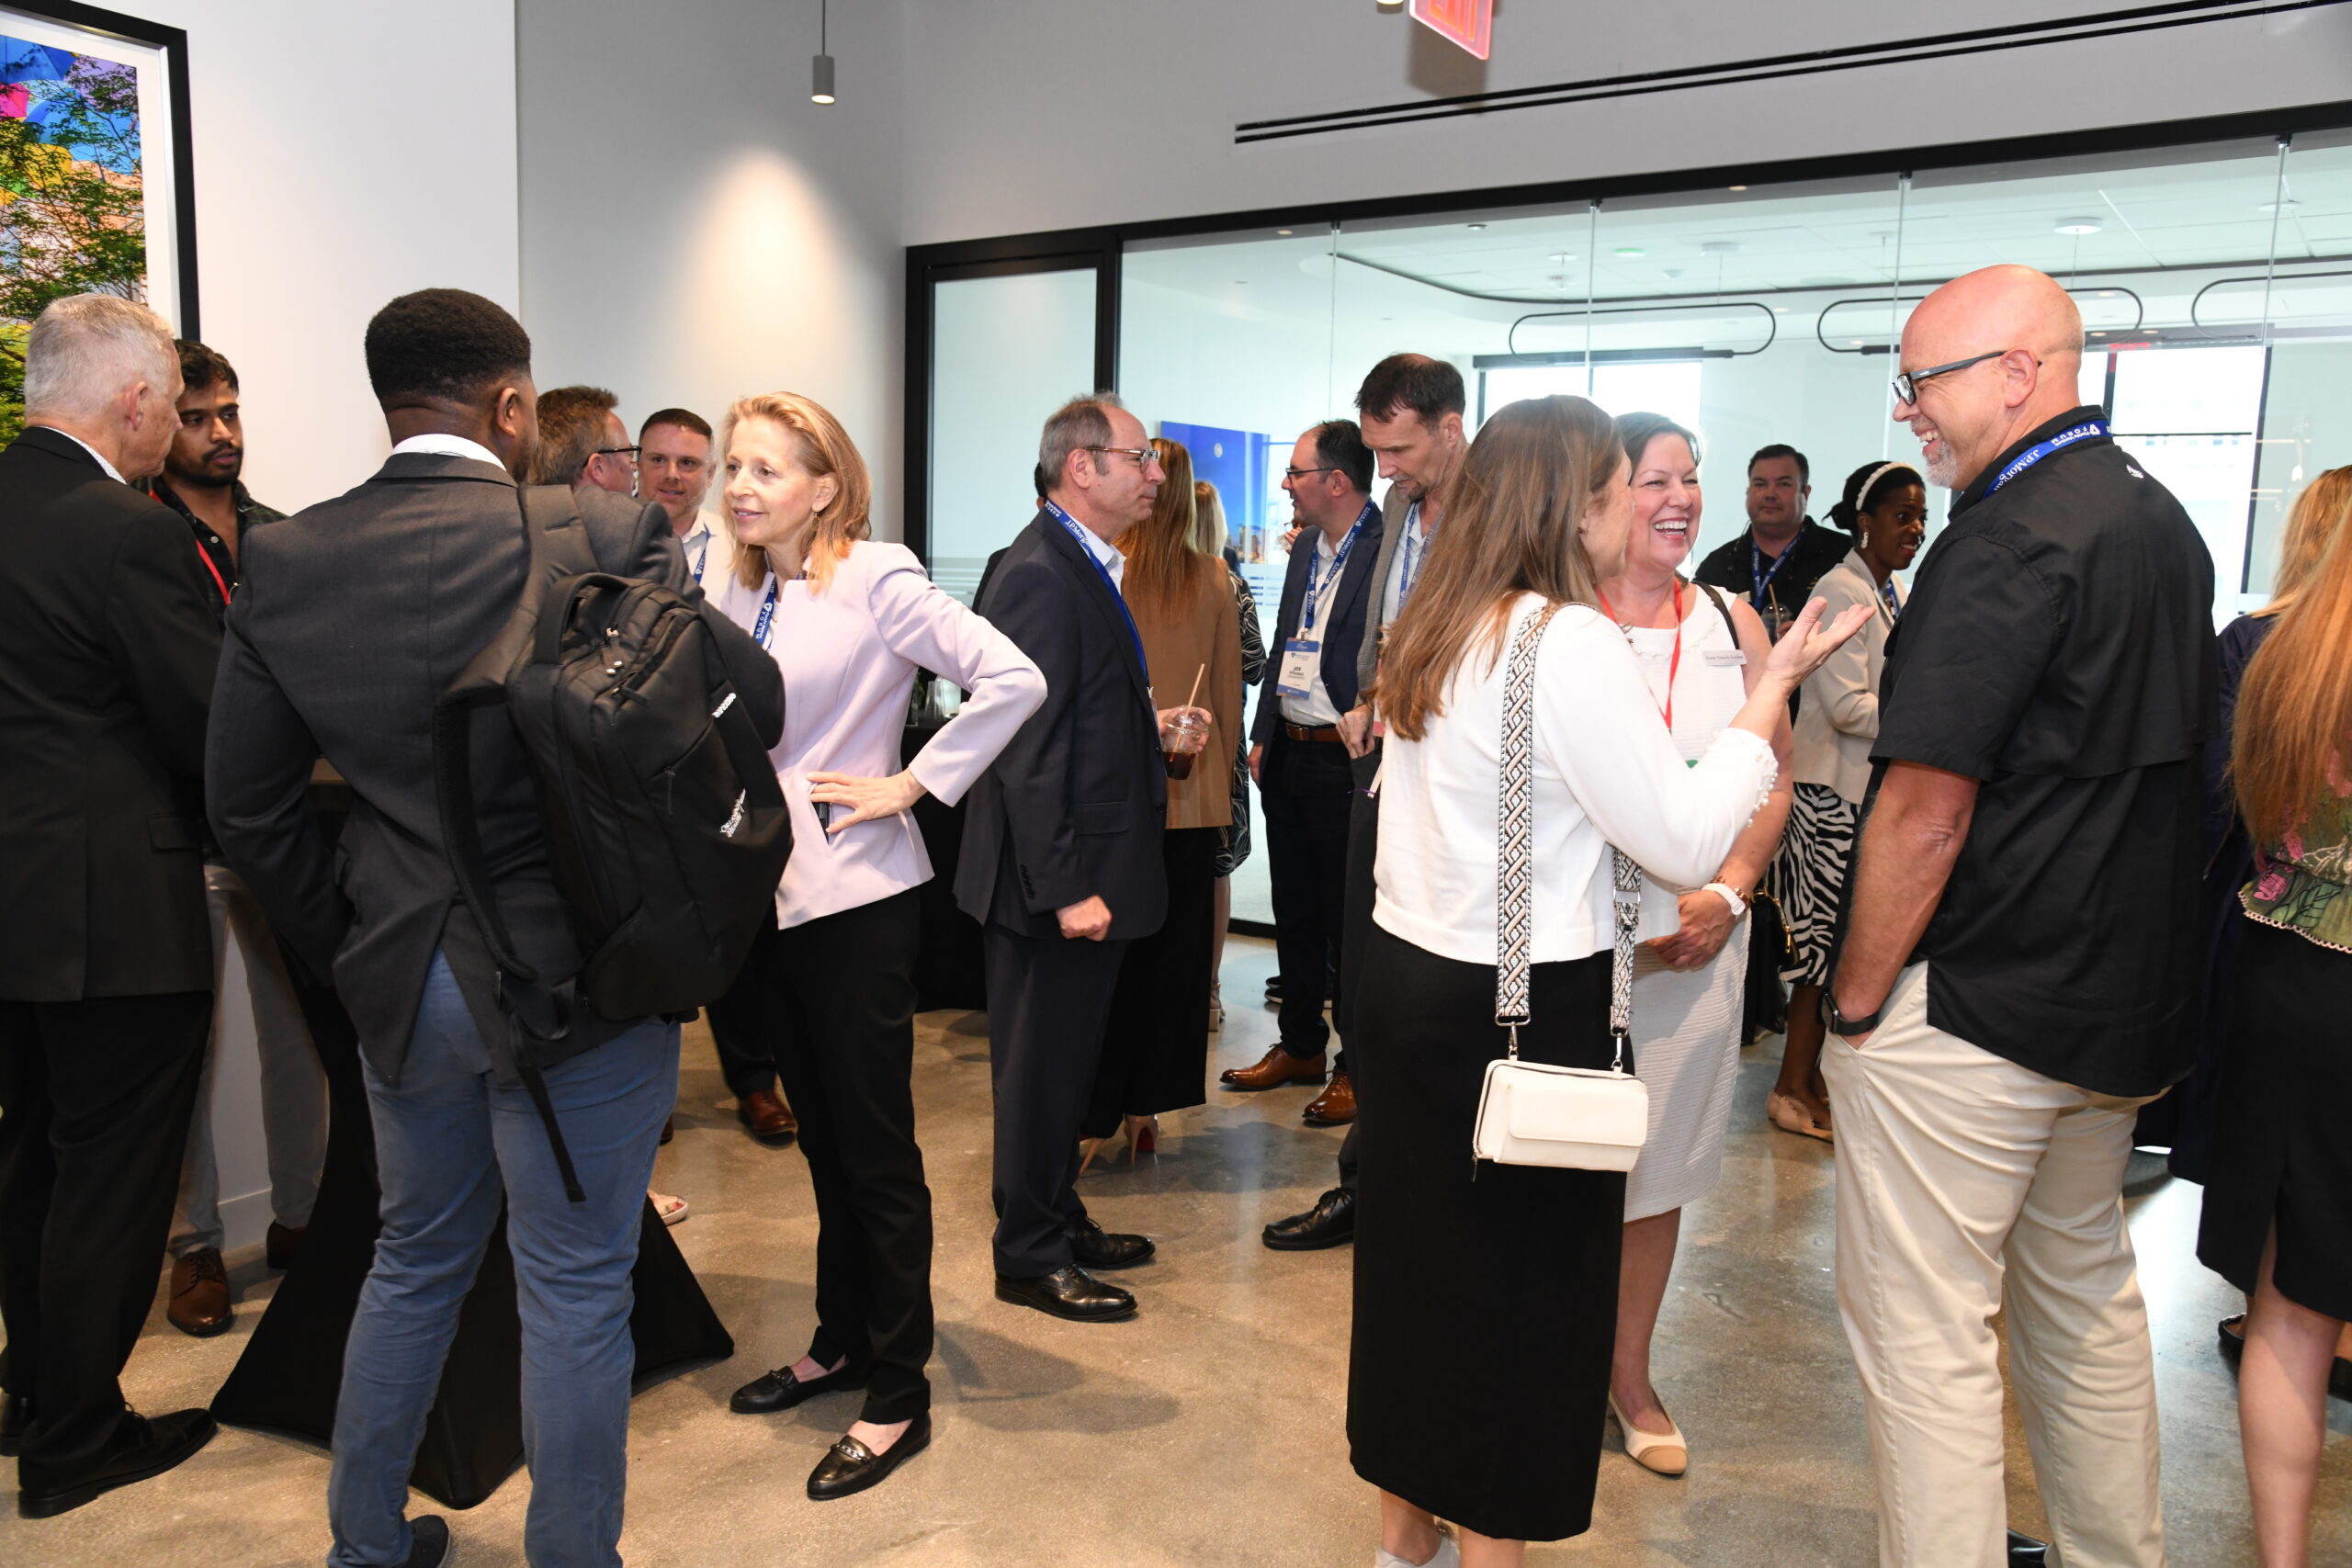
[1825,265,2213,1568]
[1692,442,1851,641]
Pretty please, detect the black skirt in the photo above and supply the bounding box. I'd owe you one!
[2198,916,2352,1320]
[1084,826,1219,1134]
[1346,924,1622,1542]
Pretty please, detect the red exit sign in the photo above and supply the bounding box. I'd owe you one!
[1410,0,1492,60]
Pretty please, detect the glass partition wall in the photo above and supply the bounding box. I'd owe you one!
[917,122,2352,925]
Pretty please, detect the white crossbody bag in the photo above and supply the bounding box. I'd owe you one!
[1470,603,1650,1171]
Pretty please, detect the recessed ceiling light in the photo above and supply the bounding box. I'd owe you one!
[2054,217,2103,235]
[1466,222,1487,231]
[1774,307,1788,313]
[2098,289,2117,297]
[1547,252,1576,263]
[1276,228,1294,236]
[1728,185,1747,192]
[1614,246,1645,258]
[1700,241,1740,255]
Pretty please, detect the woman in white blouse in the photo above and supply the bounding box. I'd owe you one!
[705,392,1045,1500]
[1347,395,1869,1568]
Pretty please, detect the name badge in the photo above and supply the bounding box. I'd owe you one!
[1702,649,1747,667]
[1275,637,1321,700]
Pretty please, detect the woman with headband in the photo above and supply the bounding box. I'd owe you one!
[1769,460,1928,1142]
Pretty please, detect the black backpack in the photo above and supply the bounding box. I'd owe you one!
[433,487,791,1194]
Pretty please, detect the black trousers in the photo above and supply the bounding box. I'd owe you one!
[984,923,1127,1276]
[0,991,209,1483]
[704,949,780,1101]
[1331,743,1384,1191]
[725,895,933,1422]
[1261,732,1355,1065]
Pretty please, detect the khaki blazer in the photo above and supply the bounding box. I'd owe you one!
[1134,558,1243,830]
[1792,549,1904,804]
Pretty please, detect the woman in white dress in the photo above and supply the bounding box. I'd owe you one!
[1593,412,1792,1479]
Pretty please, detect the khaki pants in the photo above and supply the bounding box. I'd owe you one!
[1821,963,2165,1568]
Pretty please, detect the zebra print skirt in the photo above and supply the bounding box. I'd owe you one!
[1772,782,1859,987]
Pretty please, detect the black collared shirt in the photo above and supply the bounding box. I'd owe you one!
[148,477,285,618]
[1863,406,2218,1095]
[1692,515,1855,637]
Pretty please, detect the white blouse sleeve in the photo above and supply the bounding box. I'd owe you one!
[863,546,1046,806]
[1537,610,1777,891]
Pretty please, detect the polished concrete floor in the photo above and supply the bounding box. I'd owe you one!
[5,933,2346,1566]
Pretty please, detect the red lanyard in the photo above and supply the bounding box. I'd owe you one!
[1596,579,1681,731]
[192,536,230,605]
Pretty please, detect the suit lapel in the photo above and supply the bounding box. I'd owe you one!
[1034,513,1152,708]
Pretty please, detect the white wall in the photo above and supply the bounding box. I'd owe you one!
[901,0,2352,245]
[516,0,906,536]
[103,1,519,513]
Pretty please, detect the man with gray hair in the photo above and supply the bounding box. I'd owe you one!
[956,393,1206,1323]
[0,292,223,1516]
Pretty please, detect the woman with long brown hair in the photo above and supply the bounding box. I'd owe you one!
[1348,395,1869,1567]
[1080,438,1244,1164]
[2199,471,2352,1566]
[705,391,1046,1497]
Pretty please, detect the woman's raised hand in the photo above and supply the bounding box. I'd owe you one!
[1760,596,1878,691]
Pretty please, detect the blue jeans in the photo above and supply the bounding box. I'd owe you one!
[326,952,675,1568]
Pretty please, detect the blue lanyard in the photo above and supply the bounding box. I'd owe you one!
[1044,501,1149,680]
[1984,420,2109,496]
[1303,506,1371,632]
[691,532,710,584]
[1396,502,1431,611]
[1881,578,1902,622]
[752,578,780,649]
[1750,523,1801,612]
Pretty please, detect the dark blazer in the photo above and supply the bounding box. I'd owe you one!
[206,454,784,1085]
[955,511,1168,942]
[1250,502,1384,748]
[0,428,223,1001]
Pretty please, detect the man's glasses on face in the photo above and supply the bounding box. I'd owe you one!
[1086,445,1159,472]
[1892,349,2033,407]
[1283,466,1342,482]
[594,445,640,465]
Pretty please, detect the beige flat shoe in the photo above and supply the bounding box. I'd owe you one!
[1373,1529,1461,1568]
[1767,1089,1834,1144]
[1610,1393,1689,1477]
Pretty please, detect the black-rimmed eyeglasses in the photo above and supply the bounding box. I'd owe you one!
[1891,351,2010,406]
[1283,466,1342,481]
[594,445,640,462]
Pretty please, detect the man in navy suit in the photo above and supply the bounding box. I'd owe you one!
[1225,421,1383,1099]
[957,394,1205,1323]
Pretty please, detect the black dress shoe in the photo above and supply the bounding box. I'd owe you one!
[1064,1214,1154,1269]
[17,1407,216,1518]
[0,1393,31,1459]
[807,1411,933,1500]
[1262,1187,1355,1251]
[2007,1529,2047,1565]
[995,1265,1136,1322]
[731,1361,866,1415]
[401,1516,451,1568]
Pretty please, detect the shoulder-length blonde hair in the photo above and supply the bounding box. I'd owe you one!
[2235,488,2352,846]
[2261,465,2352,616]
[1372,395,1623,743]
[1118,437,1216,619]
[1192,479,1227,559]
[725,390,872,594]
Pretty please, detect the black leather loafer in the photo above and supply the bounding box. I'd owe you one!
[1064,1214,1154,1269]
[995,1265,1136,1322]
[1262,1187,1355,1251]
[0,1393,31,1459]
[730,1362,866,1415]
[2007,1530,2047,1565]
[17,1407,216,1518]
[401,1516,451,1568]
[807,1412,932,1500]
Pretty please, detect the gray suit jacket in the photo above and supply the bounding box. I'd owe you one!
[206,454,783,1086]
[1352,485,1418,700]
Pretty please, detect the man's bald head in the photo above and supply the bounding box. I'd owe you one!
[1894,265,2087,491]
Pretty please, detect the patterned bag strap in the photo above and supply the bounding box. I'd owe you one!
[1495,601,1563,1056]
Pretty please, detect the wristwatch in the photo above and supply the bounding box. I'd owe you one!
[1823,990,1883,1038]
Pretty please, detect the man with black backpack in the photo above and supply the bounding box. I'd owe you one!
[206,289,783,1568]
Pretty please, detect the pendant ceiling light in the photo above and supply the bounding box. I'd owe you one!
[811,0,836,105]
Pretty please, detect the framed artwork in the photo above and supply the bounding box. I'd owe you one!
[0,1,194,437]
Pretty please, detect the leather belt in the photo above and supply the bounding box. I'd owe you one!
[1283,723,1344,744]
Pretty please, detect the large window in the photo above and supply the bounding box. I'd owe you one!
[1101,130,2352,923]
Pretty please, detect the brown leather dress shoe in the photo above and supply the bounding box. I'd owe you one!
[166,1249,232,1337]
[1220,1045,1328,1091]
[738,1088,797,1145]
[265,1222,305,1270]
[1302,1070,1356,1125]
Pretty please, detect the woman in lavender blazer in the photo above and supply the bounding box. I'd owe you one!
[705,391,1044,1499]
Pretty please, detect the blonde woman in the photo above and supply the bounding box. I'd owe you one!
[706,392,1045,1498]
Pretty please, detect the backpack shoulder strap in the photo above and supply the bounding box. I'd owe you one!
[1693,579,1740,646]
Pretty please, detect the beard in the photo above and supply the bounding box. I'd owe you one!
[1922,443,1959,490]
[165,443,242,491]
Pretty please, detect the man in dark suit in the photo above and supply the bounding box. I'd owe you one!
[205,290,779,1568]
[1224,421,1383,1104]
[0,293,222,1517]
[956,394,1203,1323]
